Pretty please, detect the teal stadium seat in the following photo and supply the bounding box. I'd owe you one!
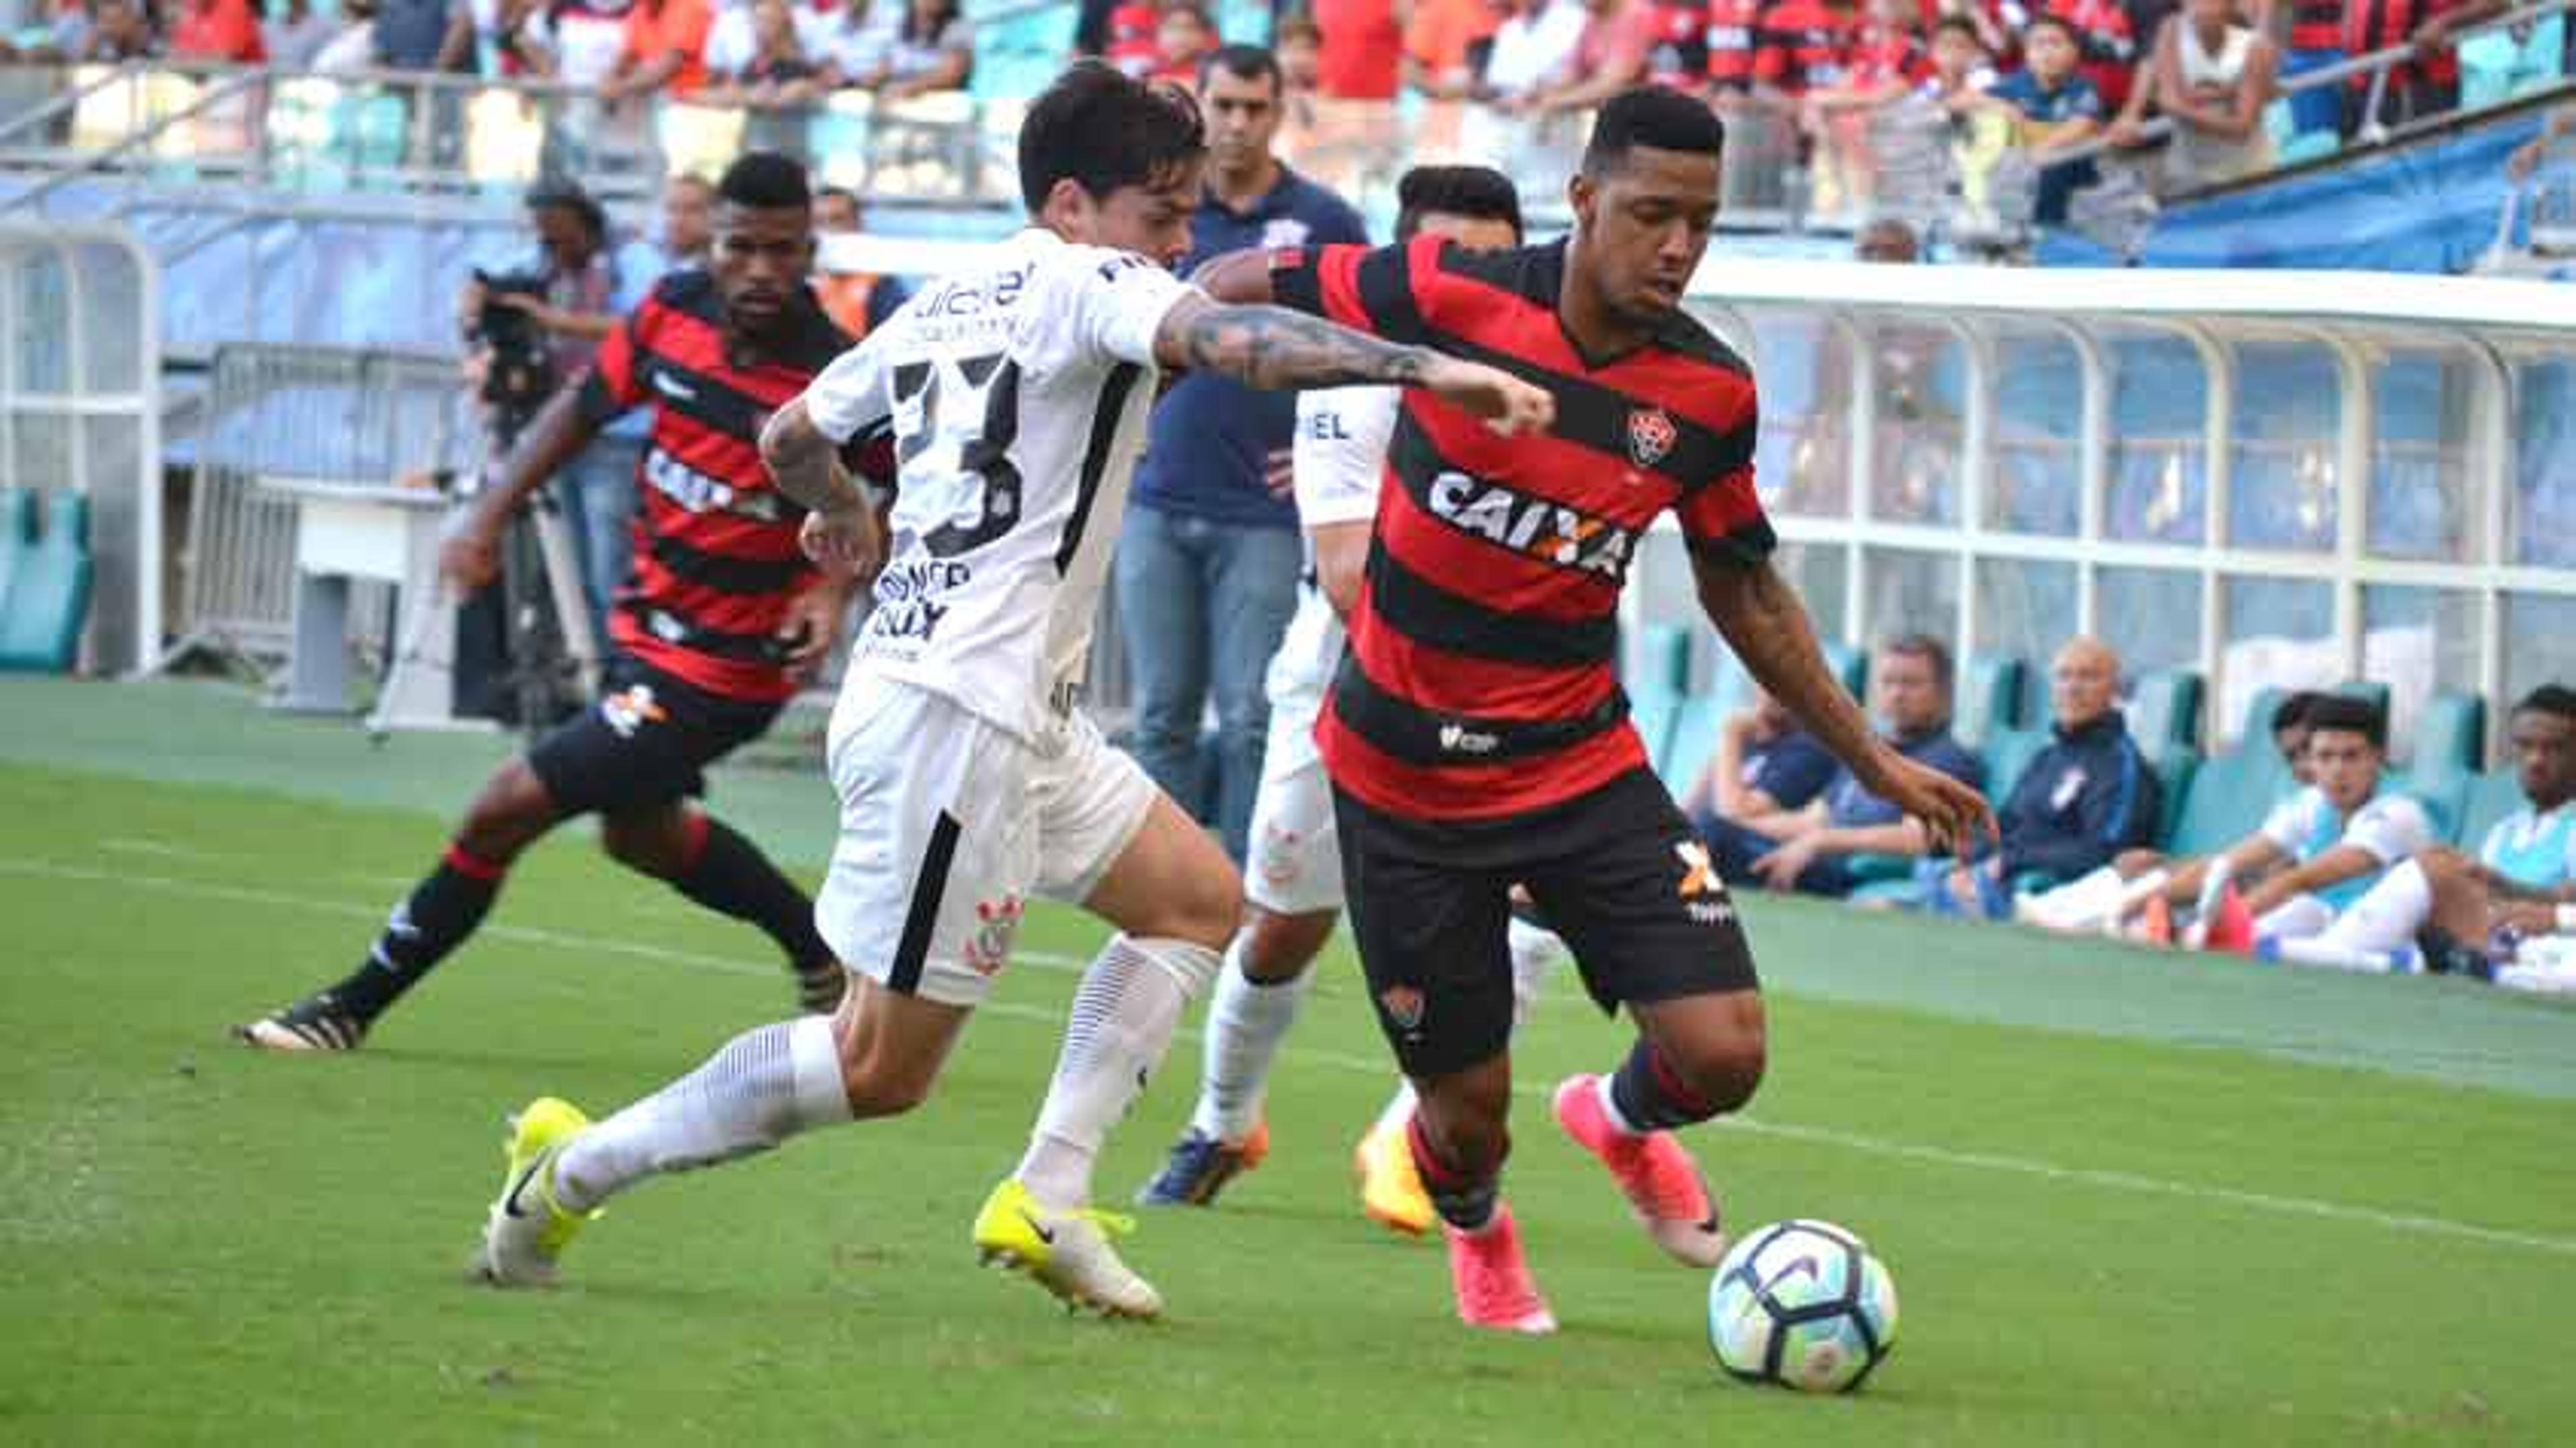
[0,486,33,613]
[1820,641,1867,699]
[1627,624,1692,778]
[1955,654,2025,748]
[2412,692,2487,776]
[0,490,95,674]
[2159,688,2296,856]
[1981,725,2052,806]
[2126,668,2204,760]
[2455,768,2528,851]
[1656,657,1757,786]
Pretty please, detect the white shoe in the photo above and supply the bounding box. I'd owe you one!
[473,1097,600,1288]
[972,1179,1163,1320]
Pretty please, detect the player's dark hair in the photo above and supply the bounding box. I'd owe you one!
[1395,165,1523,243]
[1200,42,1282,95]
[2512,684,2576,724]
[2272,690,2326,736]
[1880,633,1955,696]
[718,151,813,211]
[1020,62,1209,213]
[2021,12,2081,46]
[1580,85,1727,178]
[2304,694,2386,751]
[1931,13,1984,46]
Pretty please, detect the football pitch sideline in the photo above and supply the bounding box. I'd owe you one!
[2,678,2573,1446]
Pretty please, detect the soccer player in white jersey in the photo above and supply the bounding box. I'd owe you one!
[466,63,1554,1320]
[1133,165,1568,1235]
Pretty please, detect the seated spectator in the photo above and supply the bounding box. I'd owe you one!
[1922,12,1996,111]
[1407,0,1502,97]
[703,0,834,85]
[2269,688,2325,784]
[659,169,715,266]
[865,0,971,97]
[1474,0,1591,108]
[1676,683,1839,841]
[1277,11,1324,103]
[812,0,901,85]
[1920,637,2161,918]
[1750,0,1854,121]
[1101,0,1161,78]
[168,0,266,67]
[1642,0,1711,94]
[1801,0,1932,215]
[1150,1,1216,85]
[263,0,343,66]
[78,0,166,60]
[501,0,633,89]
[1515,0,1656,115]
[704,0,826,105]
[2108,0,2277,191]
[811,184,912,337]
[2044,0,2139,111]
[1703,0,1763,102]
[600,0,714,102]
[1697,635,1988,897]
[1989,13,2106,223]
[1315,0,1403,99]
[2288,686,2576,977]
[2035,695,2430,943]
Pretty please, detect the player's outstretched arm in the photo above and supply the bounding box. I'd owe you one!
[761,398,882,581]
[443,386,601,592]
[1693,555,1996,856]
[1150,294,1554,435]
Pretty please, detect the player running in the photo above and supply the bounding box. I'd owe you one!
[1196,87,1992,1332]
[1134,164,1568,1237]
[238,154,865,1051]
[466,64,1553,1320]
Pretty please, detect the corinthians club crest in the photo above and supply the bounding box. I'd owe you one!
[1627,406,1677,469]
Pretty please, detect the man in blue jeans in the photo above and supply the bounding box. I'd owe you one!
[1117,42,1368,860]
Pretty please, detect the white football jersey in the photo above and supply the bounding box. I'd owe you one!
[2258,784,2434,867]
[1265,384,1397,711]
[802,227,1195,741]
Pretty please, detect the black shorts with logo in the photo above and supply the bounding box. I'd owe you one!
[525,653,786,817]
[1333,766,1760,1078]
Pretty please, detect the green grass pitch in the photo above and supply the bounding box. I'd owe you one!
[1,679,2572,1445]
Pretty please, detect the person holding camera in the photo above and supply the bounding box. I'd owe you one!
[239,154,873,1053]
[462,179,673,643]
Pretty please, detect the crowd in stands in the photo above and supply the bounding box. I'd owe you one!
[1670,623,2576,989]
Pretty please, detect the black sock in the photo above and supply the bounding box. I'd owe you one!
[1608,1038,1719,1133]
[327,844,508,1022]
[1407,1114,1502,1232]
[669,816,835,975]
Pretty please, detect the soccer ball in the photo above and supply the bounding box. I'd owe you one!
[1706,1219,1899,1393]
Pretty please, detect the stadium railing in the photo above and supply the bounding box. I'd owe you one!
[3,0,2561,246]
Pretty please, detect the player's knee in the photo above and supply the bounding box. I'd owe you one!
[598,814,684,877]
[1238,907,1330,983]
[1666,1024,1768,1117]
[837,1050,932,1119]
[1159,871,1242,951]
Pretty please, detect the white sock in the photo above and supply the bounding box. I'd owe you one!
[555,1015,849,1212]
[1189,937,1316,1143]
[1593,1072,1647,1138]
[1506,918,1564,1027]
[1370,1079,1417,1141]
[2316,860,2432,955]
[1018,933,1220,1210]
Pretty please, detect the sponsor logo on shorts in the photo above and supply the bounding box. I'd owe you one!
[1256,825,1304,888]
[600,684,668,739]
[963,894,1023,978]
[1674,840,1735,926]
[1627,406,1677,468]
[1377,984,1426,1033]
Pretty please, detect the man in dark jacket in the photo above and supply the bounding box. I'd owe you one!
[1929,635,2161,917]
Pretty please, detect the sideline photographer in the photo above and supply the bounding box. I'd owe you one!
[460,179,667,641]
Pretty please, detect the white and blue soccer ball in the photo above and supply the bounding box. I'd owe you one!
[1706,1219,1899,1394]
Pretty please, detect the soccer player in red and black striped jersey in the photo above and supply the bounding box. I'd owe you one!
[237,154,867,1053]
[1199,88,1992,1333]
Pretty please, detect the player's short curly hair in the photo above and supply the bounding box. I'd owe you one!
[1018,62,1208,214]
[718,151,812,211]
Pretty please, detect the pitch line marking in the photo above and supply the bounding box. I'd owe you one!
[8,851,2573,1261]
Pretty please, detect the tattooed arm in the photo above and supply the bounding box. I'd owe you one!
[1149,293,1554,434]
[761,399,882,582]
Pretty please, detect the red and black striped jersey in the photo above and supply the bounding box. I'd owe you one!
[1705,0,1763,88]
[1269,236,1772,823]
[576,268,849,703]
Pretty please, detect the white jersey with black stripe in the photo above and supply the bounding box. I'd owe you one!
[800,228,1196,743]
